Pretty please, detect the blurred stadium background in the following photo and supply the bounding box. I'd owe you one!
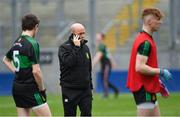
[0,0,180,116]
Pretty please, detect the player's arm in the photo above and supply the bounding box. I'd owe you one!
[87,47,93,89]
[92,44,105,68]
[92,51,103,69]
[58,45,80,68]
[135,41,160,76]
[2,56,15,73]
[58,34,83,68]
[136,54,160,75]
[29,43,45,91]
[32,64,45,91]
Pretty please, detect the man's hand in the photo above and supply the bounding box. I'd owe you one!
[40,89,47,102]
[3,56,16,73]
[73,34,81,47]
[160,69,172,81]
[159,81,169,98]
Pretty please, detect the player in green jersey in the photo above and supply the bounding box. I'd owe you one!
[3,14,51,116]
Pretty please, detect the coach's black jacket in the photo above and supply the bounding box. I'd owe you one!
[58,36,93,89]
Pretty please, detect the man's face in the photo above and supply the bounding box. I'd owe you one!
[74,27,85,40]
[96,33,103,42]
[150,16,163,31]
[32,24,39,38]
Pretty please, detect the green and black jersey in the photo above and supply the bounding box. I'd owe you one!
[98,43,110,60]
[138,41,151,57]
[6,35,40,94]
[98,43,111,69]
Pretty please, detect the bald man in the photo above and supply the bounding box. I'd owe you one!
[127,8,172,116]
[58,23,93,116]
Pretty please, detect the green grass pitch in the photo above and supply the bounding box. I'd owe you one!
[0,93,180,116]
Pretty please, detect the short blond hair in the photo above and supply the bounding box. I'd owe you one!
[142,8,164,20]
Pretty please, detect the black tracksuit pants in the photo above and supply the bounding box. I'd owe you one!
[101,62,119,97]
[61,87,92,116]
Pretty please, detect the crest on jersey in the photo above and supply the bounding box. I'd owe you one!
[86,52,89,59]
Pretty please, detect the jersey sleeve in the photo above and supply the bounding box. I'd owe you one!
[138,41,151,56]
[5,48,13,60]
[28,42,40,64]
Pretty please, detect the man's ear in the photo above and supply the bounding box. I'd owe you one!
[35,24,39,29]
[147,15,154,25]
[146,18,152,26]
[144,15,152,25]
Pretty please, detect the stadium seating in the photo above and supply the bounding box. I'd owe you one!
[104,0,160,50]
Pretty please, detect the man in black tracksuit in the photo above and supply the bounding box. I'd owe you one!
[58,23,93,116]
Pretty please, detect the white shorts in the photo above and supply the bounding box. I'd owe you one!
[137,101,158,109]
[32,102,47,110]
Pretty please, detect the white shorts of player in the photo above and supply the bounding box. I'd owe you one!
[32,103,47,110]
[137,101,158,109]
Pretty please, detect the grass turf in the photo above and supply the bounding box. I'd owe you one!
[0,93,180,116]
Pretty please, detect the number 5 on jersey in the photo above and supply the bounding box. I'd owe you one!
[13,50,20,72]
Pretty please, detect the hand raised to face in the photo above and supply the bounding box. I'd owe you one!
[73,34,81,47]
